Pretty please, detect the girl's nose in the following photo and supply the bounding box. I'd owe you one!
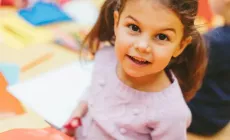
[134,41,152,53]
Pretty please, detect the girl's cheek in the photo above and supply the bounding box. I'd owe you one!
[153,48,174,67]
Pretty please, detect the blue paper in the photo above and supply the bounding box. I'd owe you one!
[18,2,72,26]
[0,63,20,85]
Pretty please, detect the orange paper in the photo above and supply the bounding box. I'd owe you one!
[0,127,73,140]
[0,72,25,117]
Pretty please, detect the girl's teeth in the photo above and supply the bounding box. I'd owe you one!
[132,56,147,62]
[128,55,150,65]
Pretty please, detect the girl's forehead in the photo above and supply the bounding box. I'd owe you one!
[124,0,170,7]
[123,0,172,16]
[121,0,183,30]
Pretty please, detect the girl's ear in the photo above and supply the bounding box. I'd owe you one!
[113,11,119,36]
[173,36,192,57]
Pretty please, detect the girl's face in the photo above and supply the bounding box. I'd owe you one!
[114,0,191,77]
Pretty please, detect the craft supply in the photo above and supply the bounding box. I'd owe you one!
[0,73,25,119]
[21,52,53,72]
[8,61,94,129]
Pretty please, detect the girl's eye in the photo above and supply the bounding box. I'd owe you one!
[128,24,140,32]
[156,34,169,41]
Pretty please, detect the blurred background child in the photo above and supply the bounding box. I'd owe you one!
[187,0,230,136]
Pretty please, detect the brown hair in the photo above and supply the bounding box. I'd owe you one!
[83,0,208,102]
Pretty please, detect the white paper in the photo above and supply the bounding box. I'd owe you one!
[62,0,99,26]
[7,61,94,129]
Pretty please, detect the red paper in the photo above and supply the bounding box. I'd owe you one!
[0,0,14,6]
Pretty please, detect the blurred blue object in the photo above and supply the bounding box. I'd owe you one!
[18,2,72,26]
[0,63,20,85]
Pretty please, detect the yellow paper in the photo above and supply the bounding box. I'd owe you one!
[0,110,49,133]
[0,13,54,49]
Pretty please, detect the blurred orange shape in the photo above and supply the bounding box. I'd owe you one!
[0,72,25,118]
[198,0,213,23]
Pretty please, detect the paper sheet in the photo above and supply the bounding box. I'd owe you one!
[0,63,20,85]
[0,73,25,119]
[7,61,94,129]
[0,13,53,49]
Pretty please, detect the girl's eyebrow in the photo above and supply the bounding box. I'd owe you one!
[125,15,176,34]
[160,28,176,34]
[125,15,140,24]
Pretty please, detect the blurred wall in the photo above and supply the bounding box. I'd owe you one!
[197,0,224,33]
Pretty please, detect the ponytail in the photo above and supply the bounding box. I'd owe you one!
[170,30,208,101]
[82,0,121,54]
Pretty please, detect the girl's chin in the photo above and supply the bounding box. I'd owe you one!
[123,68,149,78]
[123,66,163,78]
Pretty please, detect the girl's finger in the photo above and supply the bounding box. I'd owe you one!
[71,120,79,128]
[62,128,75,137]
[70,101,88,117]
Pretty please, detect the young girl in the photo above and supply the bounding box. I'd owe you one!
[63,0,208,139]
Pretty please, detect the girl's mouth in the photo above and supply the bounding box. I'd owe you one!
[127,55,151,65]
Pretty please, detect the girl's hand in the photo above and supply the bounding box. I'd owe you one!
[62,101,88,137]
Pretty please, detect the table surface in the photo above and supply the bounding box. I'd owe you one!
[0,7,229,140]
[0,7,80,132]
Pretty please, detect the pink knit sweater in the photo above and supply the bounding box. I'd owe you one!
[76,47,191,140]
